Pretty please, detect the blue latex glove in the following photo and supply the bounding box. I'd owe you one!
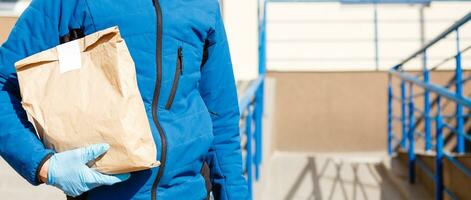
[46,143,131,197]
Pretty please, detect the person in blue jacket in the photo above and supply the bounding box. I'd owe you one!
[0,0,248,199]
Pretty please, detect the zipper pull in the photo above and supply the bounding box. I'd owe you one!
[178,47,183,75]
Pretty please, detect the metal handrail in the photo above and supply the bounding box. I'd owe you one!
[238,0,267,198]
[239,75,265,114]
[388,11,471,200]
[393,12,471,69]
[389,70,471,107]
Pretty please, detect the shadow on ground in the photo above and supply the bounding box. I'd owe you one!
[267,154,401,200]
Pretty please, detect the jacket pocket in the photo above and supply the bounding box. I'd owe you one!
[165,47,183,110]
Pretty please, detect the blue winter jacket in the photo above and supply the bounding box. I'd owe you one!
[0,0,248,199]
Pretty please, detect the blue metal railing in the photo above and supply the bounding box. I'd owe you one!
[237,0,267,198]
[388,12,471,200]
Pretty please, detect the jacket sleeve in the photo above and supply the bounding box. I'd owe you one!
[0,0,92,185]
[199,3,249,200]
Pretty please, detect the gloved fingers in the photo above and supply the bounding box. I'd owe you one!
[88,170,131,186]
[80,143,110,163]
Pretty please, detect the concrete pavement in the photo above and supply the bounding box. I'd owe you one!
[0,158,63,200]
[253,152,404,200]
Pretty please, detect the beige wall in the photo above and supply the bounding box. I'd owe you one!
[268,71,461,153]
[0,17,17,43]
[268,71,389,152]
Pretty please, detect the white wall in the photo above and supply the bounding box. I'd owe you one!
[3,1,469,75]
[0,0,29,17]
[265,2,471,71]
[222,0,260,81]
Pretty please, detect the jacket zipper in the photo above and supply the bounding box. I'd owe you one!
[165,47,183,110]
[151,0,167,200]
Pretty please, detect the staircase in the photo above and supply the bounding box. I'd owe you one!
[387,12,471,200]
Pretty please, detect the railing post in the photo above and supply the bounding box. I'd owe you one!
[254,88,263,180]
[254,0,267,181]
[388,77,393,155]
[245,110,253,198]
[258,0,267,76]
[455,28,464,154]
[435,97,444,200]
[408,83,416,184]
[401,80,407,150]
[423,50,432,152]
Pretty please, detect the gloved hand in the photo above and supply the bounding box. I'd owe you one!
[43,143,131,197]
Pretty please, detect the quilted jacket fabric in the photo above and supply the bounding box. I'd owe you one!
[0,0,248,199]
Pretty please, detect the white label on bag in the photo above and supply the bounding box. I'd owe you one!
[57,40,82,74]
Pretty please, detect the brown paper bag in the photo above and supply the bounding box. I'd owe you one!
[15,27,159,174]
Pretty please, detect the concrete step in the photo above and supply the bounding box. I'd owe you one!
[389,151,471,200]
[377,156,432,200]
[0,158,63,200]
